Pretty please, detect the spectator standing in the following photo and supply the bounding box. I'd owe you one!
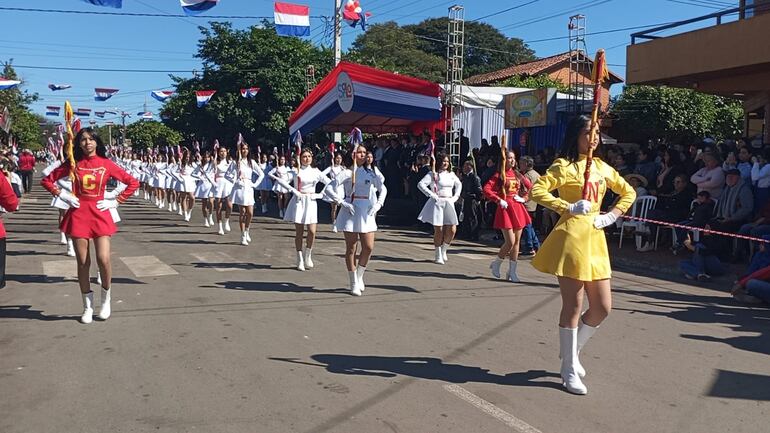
[750,148,770,214]
[458,160,482,241]
[519,155,541,255]
[18,149,35,194]
[653,149,686,196]
[0,169,20,288]
[633,147,659,187]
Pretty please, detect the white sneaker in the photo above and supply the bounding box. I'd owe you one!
[508,260,520,283]
[332,225,338,233]
[349,271,362,296]
[218,222,225,235]
[204,218,211,228]
[80,292,94,324]
[98,288,111,320]
[240,232,249,246]
[59,232,67,245]
[224,219,231,232]
[296,250,305,271]
[66,239,75,257]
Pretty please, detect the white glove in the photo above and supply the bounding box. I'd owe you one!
[96,199,119,211]
[104,190,118,200]
[568,199,592,215]
[58,190,80,208]
[593,212,618,229]
[368,202,382,217]
[340,201,355,215]
[429,192,439,201]
[498,199,508,209]
[513,195,526,203]
[310,193,324,200]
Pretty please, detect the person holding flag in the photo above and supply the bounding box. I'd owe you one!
[256,152,274,214]
[212,144,234,235]
[269,154,294,219]
[192,151,217,227]
[227,138,264,246]
[417,151,462,264]
[321,150,345,232]
[529,50,637,396]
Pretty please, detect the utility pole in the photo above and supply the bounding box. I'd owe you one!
[333,0,342,66]
[445,5,465,168]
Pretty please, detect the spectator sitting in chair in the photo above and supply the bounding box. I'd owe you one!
[734,199,770,262]
[636,174,693,252]
[624,173,649,198]
[672,190,715,254]
[711,168,754,237]
[731,235,770,304]
[679,228,725,282]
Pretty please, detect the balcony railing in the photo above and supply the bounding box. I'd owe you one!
[631,3,770,45]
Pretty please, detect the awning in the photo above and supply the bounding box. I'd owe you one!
[289,61,443,136]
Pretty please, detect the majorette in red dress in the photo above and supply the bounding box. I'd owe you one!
[41,155,139,239]
[482,168,532,230]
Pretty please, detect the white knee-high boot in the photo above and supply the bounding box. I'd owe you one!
[355,265,366,292]
[576,319,599,377]
[303,247,313,269]
[98,288,111,320]
[349,271,361,296]
[441,243,450,262]
[434,247,445,264]
[508,260,520,282]
[81,292,94,324]
[296,250,305,271]
[490,257,503,278]
[559,327,588,395]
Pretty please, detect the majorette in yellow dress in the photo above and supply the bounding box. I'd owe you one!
[530,155,636,281]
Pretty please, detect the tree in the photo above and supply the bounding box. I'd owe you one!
[610,85,744,145]
[404,18,535,79]
[161,22,332,147]
[125,120,183,150]
[499,74,569,93]
[0,61,42,150]
[346,22,446,83]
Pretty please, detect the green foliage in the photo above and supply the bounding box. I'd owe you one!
[404,18,535,79]
[346,22,446,83]
[610,85,744,144]
[161,22,332,146]
[499,74,569,93]
[126,121,182,150]
[0,61,42,150]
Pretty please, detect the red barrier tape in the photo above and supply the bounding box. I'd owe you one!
[618,214,769,243]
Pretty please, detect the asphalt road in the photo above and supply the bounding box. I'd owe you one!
[1,181,768,433]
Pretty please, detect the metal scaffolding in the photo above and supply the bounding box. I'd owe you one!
[568,14,591,116]
[445,5,465,167]
[305,65,316,97]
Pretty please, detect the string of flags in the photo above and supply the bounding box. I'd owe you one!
[0,77,21,90]
[94,87,119,101]
[151,90,175,102]
[195,90,217,108]
[80,1,221,15]
[240,87,261,99]
[48,83,72,91]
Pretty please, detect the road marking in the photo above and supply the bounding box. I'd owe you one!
[443,384,543,433]
[190,252,246,272]
[120,255,178,277]
[42,260,77,279]
[453,253,489,260]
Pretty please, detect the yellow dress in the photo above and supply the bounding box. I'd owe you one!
[530,156,636,281]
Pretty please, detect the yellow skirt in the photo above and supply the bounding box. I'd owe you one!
[531,213,612,281]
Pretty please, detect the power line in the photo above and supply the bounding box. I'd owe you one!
[0,6,326,19]
[498,0,613,31]
[471,0,541,22]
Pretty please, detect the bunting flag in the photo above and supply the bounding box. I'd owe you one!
[46,106,61,116]
[347,127,362,146]
[0,77,21,90]
[342,0,371,31]
[194,140,201,154]
[240,87,261,99]
[274,2,311,37]
[81,0,123,8]
[291,130,303,153]
[137,111,153,120]
[212,139,220,153]
[151,90,175,102]
[237,133,245,145]
[195,90,216,108]
[94,111,105,118]
[181,0,219,15]
[48,83,72,91]
[104,109,118,115]
[94,88,119,101]
[74,108,91,117]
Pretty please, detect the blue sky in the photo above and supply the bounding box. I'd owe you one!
[0,0,739,125]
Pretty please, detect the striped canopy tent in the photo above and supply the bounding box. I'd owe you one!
[289,61,443,137]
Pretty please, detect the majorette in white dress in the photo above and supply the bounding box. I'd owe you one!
[178,163,197,193]
[417,170,462,226]
[227,159,265,206]
[193,161,216,199]
[325,166,388,233]
[280,165,331,225]
[321,164,345,202]
[270,165,295,194]
[212,159,235,199]
[153,161,168,189]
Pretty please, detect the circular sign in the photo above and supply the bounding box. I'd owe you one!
[336,72,354,113]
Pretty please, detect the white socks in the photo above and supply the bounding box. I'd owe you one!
[241,232,249,246]
[204,216,211,227]
[81,292,94,324]
[559,327,588,395]
[303,248,313,269]
[66,239,75,257]
[98,288,111,320]
[508,260,520,283]
[355,265,366,292]
[296,250,305,271]
[490,257,503,279]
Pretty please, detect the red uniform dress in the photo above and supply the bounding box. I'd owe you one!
[482,168,532,230]
[41,155,139,239]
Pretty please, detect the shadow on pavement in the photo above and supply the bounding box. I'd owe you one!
[270,354,562,390]
[190,262,271,271]
[0,305,75,321]
[707,369,770,401]
[216,280,351,294]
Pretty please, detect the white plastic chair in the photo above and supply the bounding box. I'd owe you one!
[619,195,657,248]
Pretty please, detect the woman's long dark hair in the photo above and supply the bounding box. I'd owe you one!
[435,151,450,172]
[73,127,108,161]
[558,115,591,164]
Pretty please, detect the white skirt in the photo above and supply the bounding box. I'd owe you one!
[334,199,377,233]
[283,195,318,225]
[272,181,291,194]
[194,181,213,199]
[180,176,196,193]
[230,183,255,206]
[417,198,459,226]
[152,175,165,189]
[213,179,233,199]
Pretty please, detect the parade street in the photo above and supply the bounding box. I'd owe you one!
[0,185,766,433]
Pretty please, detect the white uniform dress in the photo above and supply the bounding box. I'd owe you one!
[227,159,265,206]
[282,166,331,225]
[178,163,197,193]
[42,161,73,210]
[256,162,274,191]
[321,164,345,203]
[417,171,462,226]
[212,160,235,199]
[325,167,388,233]
[193,162,216,199]
[270,165,295,194]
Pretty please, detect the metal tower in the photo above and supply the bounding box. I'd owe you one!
[568,14,590,115]
[445,5,465,167]
[305,65,316,97]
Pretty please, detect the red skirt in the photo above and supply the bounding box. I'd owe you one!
[493,199,531,230]
[61,201,116,239]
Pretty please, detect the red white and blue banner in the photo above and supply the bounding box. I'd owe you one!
[82,0,122,8]
[151,90,175,102]
[74,108,91,117]
[289,61,442,136]
[0,78,21,90]
[181,0,219,15]
[95,111,106,118]
[137,111,154,120]
[104,110,118,115]
[94,88,119,101]
[240,87,261,99]
[46,106,61,116]
[48,83,71,91]
[196,90,216,108]
[274,2,311,37]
